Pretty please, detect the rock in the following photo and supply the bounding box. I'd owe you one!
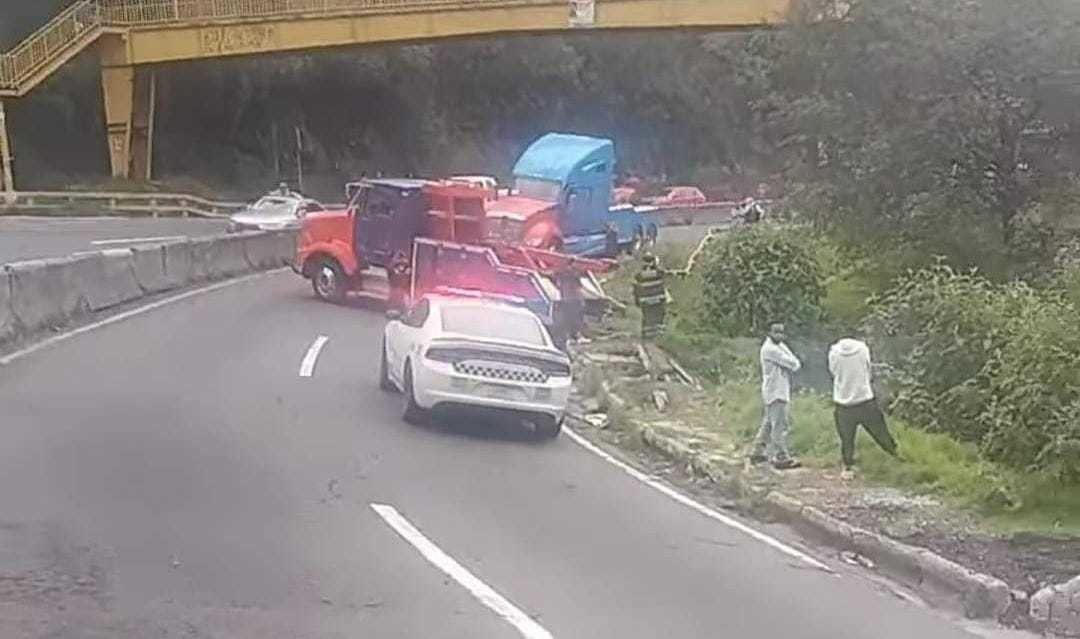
[584,413,610,429]
[841,551,876,570]
[652,390,670,412]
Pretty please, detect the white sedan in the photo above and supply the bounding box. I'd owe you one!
[380,295,572,438]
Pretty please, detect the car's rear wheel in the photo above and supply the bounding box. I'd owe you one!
[312,258,346,303]
[379,341,396,393]
[532,414,562,440]
[401,363,429,425]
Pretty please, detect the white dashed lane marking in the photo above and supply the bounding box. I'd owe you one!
[298,335,329,378]
[371,503,553,639]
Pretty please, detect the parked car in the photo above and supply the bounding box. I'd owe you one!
[611,186,637,205]
[380,294,571,438]
[645,186,707,208]
[227,193,324,232]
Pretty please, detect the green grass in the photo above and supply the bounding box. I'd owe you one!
[707,379,1080,536]
[603,244,1080,536]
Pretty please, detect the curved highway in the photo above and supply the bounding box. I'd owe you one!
[0,271,1024,638]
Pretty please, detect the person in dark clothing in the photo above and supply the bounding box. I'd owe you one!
[554,259,585,350]
[633,253,667,340]
[604,223,620,258]
[387,249,412,312]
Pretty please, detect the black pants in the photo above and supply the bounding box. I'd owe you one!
[834,400,897,468]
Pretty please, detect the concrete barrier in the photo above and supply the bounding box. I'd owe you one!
[242,231,292,269]
[161,240,193,287]
[189,234,249,282]
[274,231,298,267]
[0,231,290,347]
[0,269,15,342]
[129,243,171,294]
[6,255,94,332]
[79,249,143,311]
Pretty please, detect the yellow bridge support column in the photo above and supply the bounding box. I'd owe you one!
[0,100,13,194]
[100,35,155,181]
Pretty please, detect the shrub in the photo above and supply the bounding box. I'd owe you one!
[865,263,1030,441]
[868,263,1080,479]
[978,295,1080,481]
[697,226,825,336]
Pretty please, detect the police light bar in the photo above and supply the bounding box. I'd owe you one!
[428,286,527,305]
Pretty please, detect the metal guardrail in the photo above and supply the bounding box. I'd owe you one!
[0,0,562,92]
[0,191,245,218]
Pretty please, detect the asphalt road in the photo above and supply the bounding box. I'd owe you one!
[0,216,229,264]
[0,272,1030,638]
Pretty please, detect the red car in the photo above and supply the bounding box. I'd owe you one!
[611,187,637,206]
[646,186,707,208]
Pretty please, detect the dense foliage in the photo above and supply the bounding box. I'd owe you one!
[867,265,1080,480]
[699,227,824,336]
[738,0,1080,277]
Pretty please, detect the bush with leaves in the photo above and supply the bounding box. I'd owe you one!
[868,264,1080,479]
[697,226,824,336]
[979,294,1080,481]
[866,264,1035,441]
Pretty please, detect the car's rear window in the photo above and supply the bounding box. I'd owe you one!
[440,306,546,346]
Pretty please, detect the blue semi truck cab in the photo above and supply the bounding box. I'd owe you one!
[486,133,659,257]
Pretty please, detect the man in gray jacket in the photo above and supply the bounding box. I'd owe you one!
[750,323,802,470]
[828,337,899,479]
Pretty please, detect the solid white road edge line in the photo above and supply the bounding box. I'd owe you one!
[298,335,329,378]
[91,235,186,245]
[370,503,553,639]
[0,270,285,367]
[562,426,834,573]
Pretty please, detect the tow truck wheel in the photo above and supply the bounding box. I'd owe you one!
[379,341,396,393]
[532,414,562,440]
[401,363,429,425]
[312,259,346,303]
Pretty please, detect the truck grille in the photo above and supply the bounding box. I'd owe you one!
[453,361,548,384]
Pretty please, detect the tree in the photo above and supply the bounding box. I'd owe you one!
[745,0,1080,275]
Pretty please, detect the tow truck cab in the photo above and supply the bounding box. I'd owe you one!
[296,179,488,298]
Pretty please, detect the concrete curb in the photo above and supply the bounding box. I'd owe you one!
[633,417,1017,621]
[1032,575,1080,637]
[578,349,1021,623]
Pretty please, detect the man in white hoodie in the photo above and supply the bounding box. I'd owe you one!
[828,337,899,479]
[751,323,802,470]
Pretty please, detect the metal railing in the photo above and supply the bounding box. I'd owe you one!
[1,0,562,91]
[0,1,102,92]
[100,0,557,24]
[0,190,245,218]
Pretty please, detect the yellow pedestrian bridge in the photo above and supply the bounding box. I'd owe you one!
[0,0,790,189]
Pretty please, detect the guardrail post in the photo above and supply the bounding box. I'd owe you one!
[0,100,14,195]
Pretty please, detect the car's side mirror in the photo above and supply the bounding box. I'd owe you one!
[385,309,402,322]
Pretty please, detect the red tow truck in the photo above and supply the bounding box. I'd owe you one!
[294,178,614,322]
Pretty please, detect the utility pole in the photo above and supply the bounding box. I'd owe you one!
[271,121,280,180]
[0,100,14,196]
[294,125,304,194]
